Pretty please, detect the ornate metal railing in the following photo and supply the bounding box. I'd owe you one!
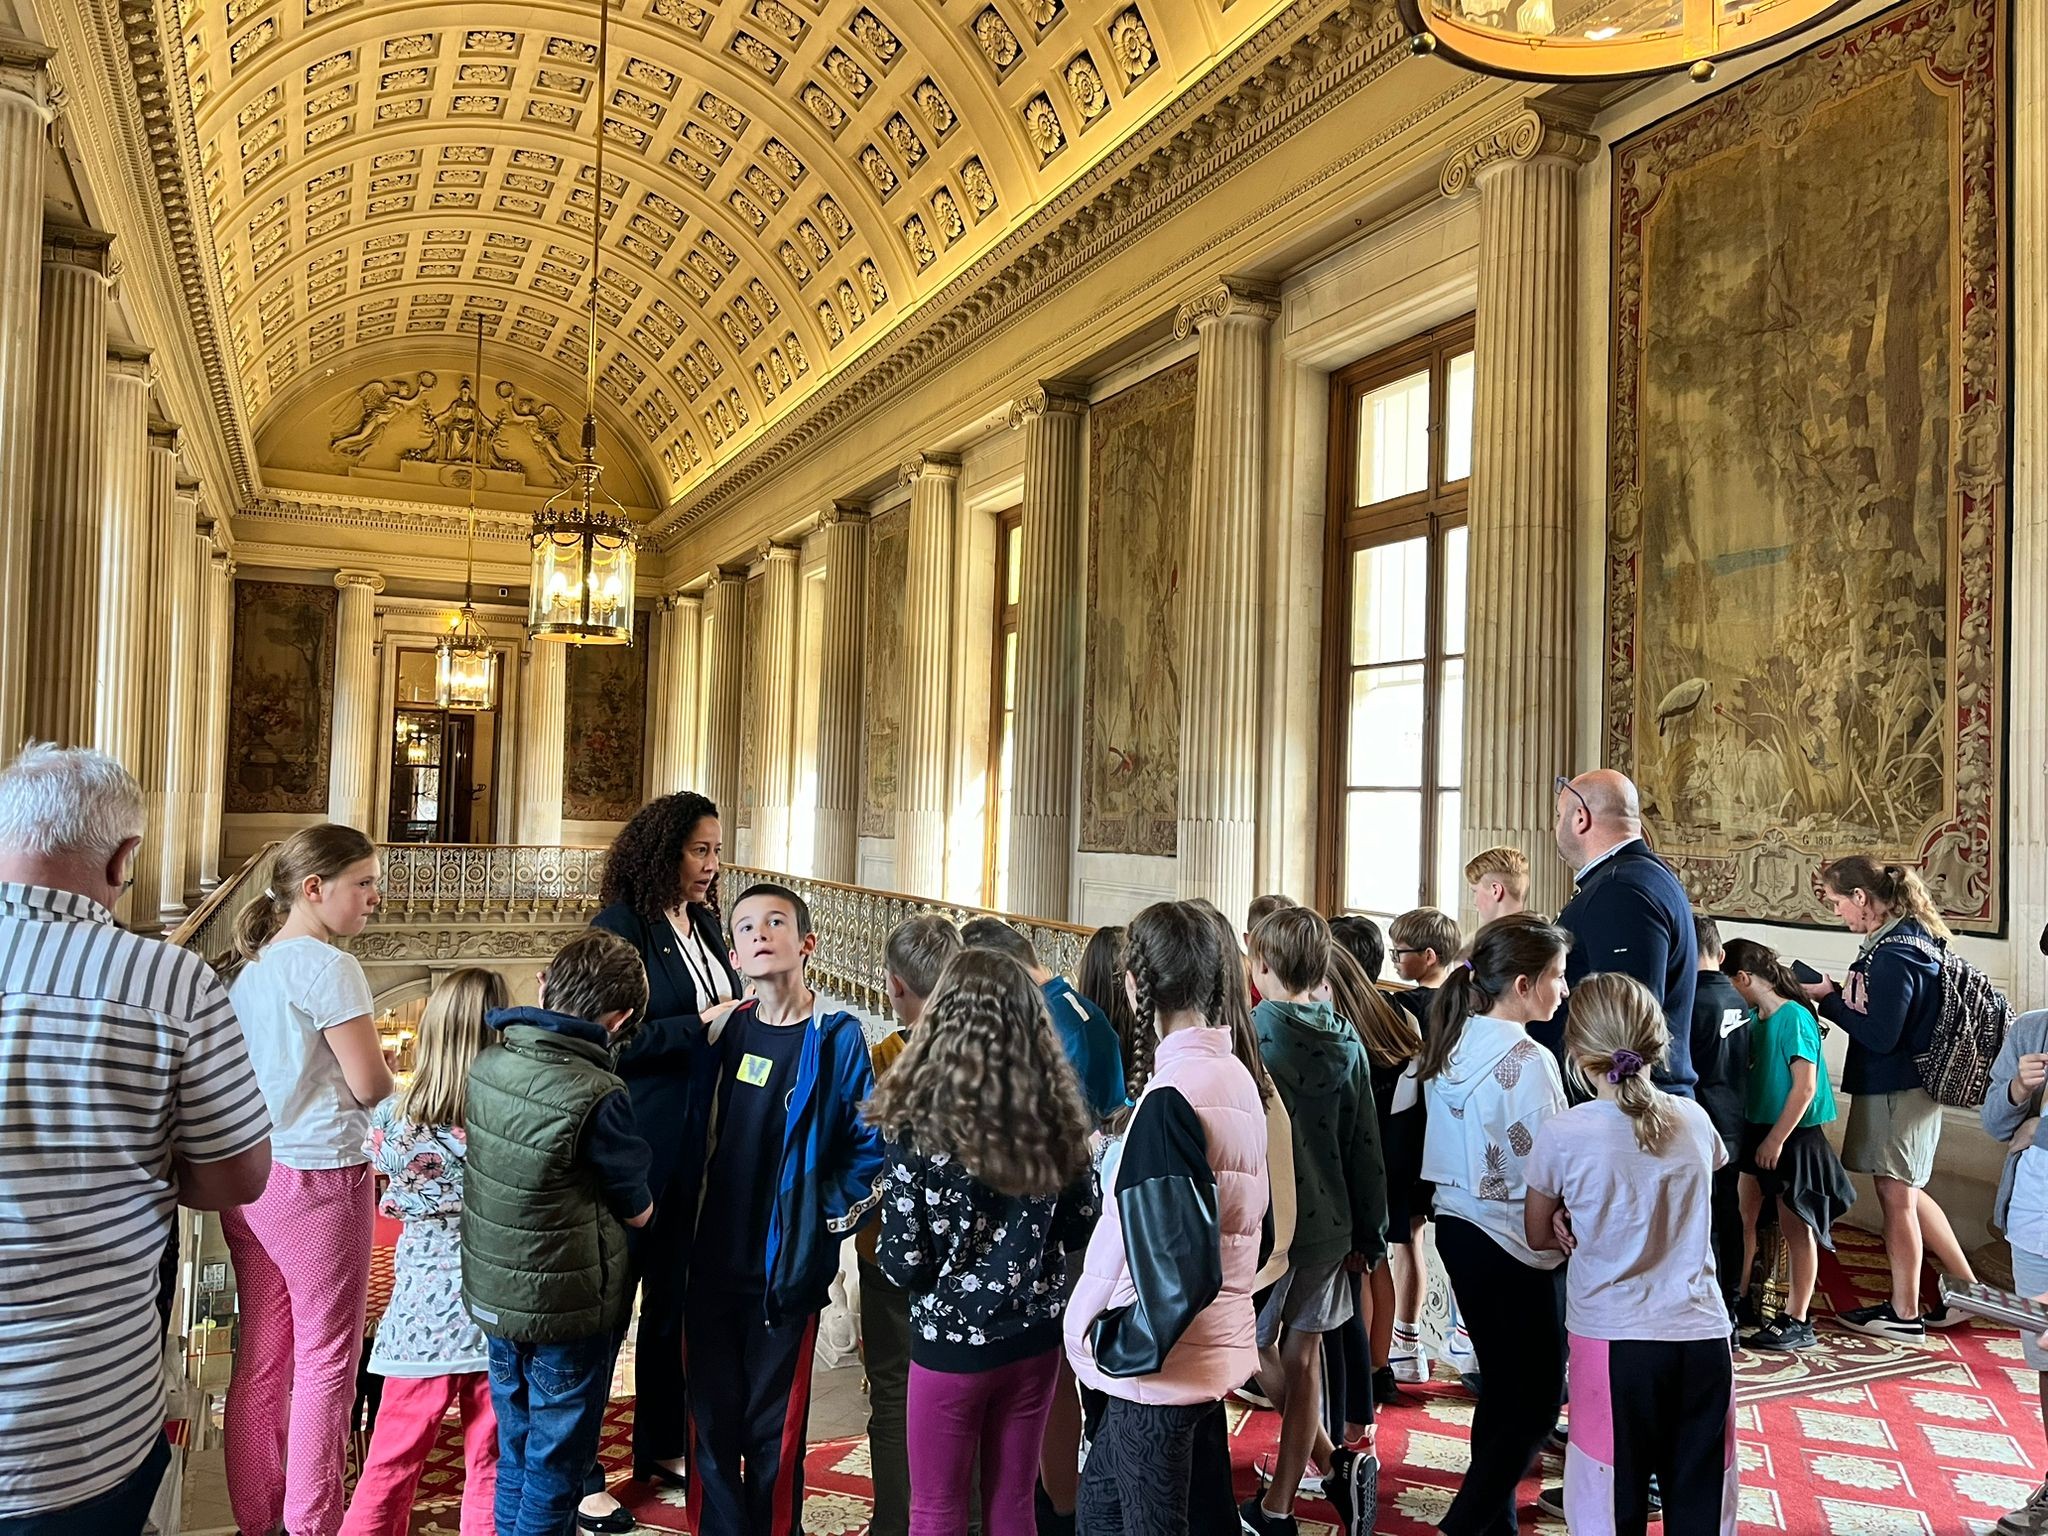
[720,865,1094,1016]
[372,842,609,920]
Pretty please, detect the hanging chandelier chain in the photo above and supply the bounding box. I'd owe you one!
[464,309,482,610]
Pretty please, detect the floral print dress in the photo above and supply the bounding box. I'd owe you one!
[365,1099,489,1376]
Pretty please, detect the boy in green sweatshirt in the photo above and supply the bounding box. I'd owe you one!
[1242,905,1388,1536]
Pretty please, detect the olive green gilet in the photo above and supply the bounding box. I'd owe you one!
[461,1023,630,1342]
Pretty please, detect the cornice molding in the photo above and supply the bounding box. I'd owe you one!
[238,491,532,544]
[1007,382,1090,428]
[899,452,963,487]
[1172,278,1282,339]
[1438,104,1600,198]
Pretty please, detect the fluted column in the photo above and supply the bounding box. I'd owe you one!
[1007,385,1088,919]
[326,570,384,834]
[701,568,747,819]
[896,454,960,899]
[194,545,232,893]
[26,227,113,750]
[1444,110,1596,919]
[160,478,203,918]
[94,345,152,780]
[647,592,706,797]
[517,641,567,844]
[749,543,801,872]
[114,419,179,934]
[2013,4,2048,1013]
[812,505,868,882]
[1172,283,1278,924]
[645,596,676,795]
[0,42,53,756]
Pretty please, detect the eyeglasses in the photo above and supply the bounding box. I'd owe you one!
[1390,946,1426,958]
[1555,774,1591,819]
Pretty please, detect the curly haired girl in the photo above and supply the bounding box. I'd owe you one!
[870,948,1097,1536]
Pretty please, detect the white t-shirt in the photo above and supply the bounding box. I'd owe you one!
[229,936,377,1169]
[2007,1147,2048,1257]
[1524,1097,1730,1342]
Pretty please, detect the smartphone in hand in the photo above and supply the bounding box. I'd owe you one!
[1791,960,1826,986]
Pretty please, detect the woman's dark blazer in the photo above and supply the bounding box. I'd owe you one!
[589,899,742,1210]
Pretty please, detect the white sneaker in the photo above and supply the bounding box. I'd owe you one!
[1445,1326,1478,1372]
[1389,1346,1431,1384]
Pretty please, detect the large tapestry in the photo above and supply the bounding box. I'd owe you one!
[1606,0,2006,932]
[859,507,908,839]
[1080,359,1197,856]
[563,637,647,822]
[224,580,337,815]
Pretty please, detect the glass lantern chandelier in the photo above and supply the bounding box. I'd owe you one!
[435,312,502,709]
[526,0,637,645]
[1399,1,1860,82]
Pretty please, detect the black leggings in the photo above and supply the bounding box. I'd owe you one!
[1077,1397,1234,1536]
[1435,1216,1566,1536]
[1321,1269,1375,1439]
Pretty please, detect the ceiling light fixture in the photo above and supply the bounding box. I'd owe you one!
[527,0,637,645]
[1398,0,1860,82]
[435,311,502,709]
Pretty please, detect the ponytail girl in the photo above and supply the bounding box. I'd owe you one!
[1418,913,1571,1536]
[216,825,391,1536]
[1523,973,1738,1536]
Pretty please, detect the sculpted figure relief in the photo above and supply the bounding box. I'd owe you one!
[330,372,435,459]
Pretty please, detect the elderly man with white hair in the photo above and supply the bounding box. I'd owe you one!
[0,744,272,1536]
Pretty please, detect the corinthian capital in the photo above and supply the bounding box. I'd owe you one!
[1006,382,1089,429]
[1172,278,1280,341]
[1439,105,1599,198]
[0,36,55,119]
[899,452,962,487]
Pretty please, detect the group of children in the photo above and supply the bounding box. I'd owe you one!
[210,821,1896,1536]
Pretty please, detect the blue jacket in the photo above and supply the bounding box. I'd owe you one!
[1819,918,1943,1095]
[1549,839,1699,1095]
[1042,976,1128,1123]
[674,999,886,1326]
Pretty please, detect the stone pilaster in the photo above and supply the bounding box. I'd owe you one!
[1443,107,1597,919]
[0,41,53,756]
[645,596,677,797]
[516,641,566,845]
[326,570,385,834]
[1006,385,1088,919]
[1172,282,1278,924]
[155,468,200,923]
[2013,4,2048,1011]
[192,539,231,895]
[94,345,153,778]
[701,568,748,821]
[896,454,961,899]
[647,592,706,798]
[812,505,868,882]
[749,543,801,872]
[25,227,112,750]
[123,419,179,935]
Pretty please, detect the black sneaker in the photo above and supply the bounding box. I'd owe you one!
[1371,1365,1403,1408]
[1746,1314,1819,1351]
[1838,1301,1928,1341]
[1338,1447,1379,1536]
[1239,1495,1299,1535]
[1923,1300,1971,1331]
[1232,1376,1276,1410]
[1459,1370,1483,1398]
[1325,1449,1357,1533]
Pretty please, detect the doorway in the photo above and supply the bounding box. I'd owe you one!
[387,648,500,843]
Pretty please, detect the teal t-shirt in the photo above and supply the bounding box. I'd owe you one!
[1745,997,1835,1130]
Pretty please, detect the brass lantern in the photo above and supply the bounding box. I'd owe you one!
[435,312,503,706]
[1399,1,1860,82]
[526,0,637,645]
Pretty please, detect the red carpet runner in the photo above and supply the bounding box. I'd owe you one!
[386,1228,2041,1534]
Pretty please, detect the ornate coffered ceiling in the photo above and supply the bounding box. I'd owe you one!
[162,0,1298,515]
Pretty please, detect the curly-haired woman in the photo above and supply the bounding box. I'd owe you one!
[582,792,742,1516]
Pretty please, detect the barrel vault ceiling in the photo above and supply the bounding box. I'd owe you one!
[165,0,1300,525]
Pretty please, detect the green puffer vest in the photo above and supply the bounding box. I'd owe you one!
[462,1022,630,1342]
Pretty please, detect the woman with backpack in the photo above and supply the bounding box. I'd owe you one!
[1807,857,1977,1339]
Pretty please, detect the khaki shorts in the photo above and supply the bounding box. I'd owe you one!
[1843,1086,1944,1187]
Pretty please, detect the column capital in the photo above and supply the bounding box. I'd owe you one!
[1439,104,1599,198]
[820,498,869,527]
[1006,382,1089,429]
[334,569,386,595]
[757,540,800,567]
[147,418,180,455]
[670,588,703,613]
[1172,278,1280,341]
[899,451,962,487]
[175,472,202,495]
[42,221,114,277]
[0,35,55,120]
[710,563,749,589]
[106,342,153,383]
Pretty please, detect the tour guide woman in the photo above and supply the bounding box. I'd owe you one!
[581,791,741,1524]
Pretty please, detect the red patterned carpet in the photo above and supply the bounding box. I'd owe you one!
[385,1227,2041,1535]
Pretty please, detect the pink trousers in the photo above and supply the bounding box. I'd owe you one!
[340,1373,499,1536]
[221,1162,376,1536]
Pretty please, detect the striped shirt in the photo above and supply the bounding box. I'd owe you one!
[0,883,271,1516]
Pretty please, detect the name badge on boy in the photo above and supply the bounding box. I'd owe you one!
[738,1053,775,1087]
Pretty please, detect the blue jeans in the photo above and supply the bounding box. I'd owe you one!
[488,1333,614,1536]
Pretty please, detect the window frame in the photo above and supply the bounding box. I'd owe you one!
[1316,316,1476,919]
[983,506,1024,908]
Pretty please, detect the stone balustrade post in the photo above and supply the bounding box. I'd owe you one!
[896,454,961,899]
[0,40,53,756]
[326,570,385,834]
[812,505,868,883]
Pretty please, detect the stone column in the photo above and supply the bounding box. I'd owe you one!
[1443,108,1597,919]
[667,592,702,792]
[1006,385,1088,920]
[326,570,385,834]
[94,345,152,775]
[1172,282,1278,924]
[645,596,676,796]
[0,41,52,756]
[516,641,567,844]
[896,454,960,899]
[812,505,868,883]
[25,227,112,750]
[116,418,179,935]
[191,536,230,896]
[701,568,747,821]
[2013,4,2048,1013]
[155,469,201,923]
[749,543,800,873]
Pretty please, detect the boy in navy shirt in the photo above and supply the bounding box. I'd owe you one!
[958,917,1125,1121]
[680,884,885,1536]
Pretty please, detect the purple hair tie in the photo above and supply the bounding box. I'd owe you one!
[1607,1049,1647,1083]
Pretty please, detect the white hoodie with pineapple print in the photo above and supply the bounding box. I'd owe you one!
[1421,1014,1568,1269]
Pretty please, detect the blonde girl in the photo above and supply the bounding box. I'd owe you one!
[340,968,509,1536]
[216,825,391,1536]
[1524,973,1737,1536]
